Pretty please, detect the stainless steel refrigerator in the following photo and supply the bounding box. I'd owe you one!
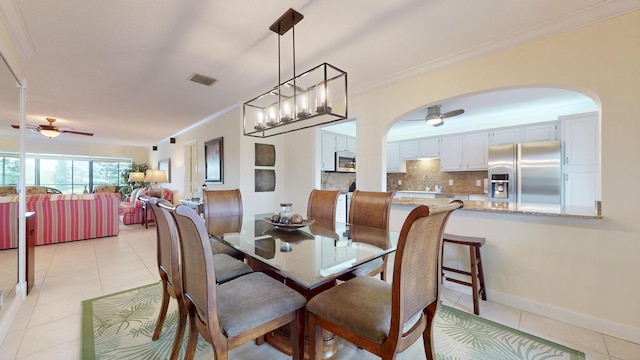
[488,140,562,208]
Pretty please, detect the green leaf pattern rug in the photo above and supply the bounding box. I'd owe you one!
[82,282,584,360]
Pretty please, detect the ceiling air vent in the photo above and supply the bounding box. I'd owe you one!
[188,73,217,86]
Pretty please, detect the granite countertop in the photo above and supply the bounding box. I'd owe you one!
[392,196,602,220]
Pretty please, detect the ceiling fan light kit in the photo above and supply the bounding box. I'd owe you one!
[40,129,61,138]
[243,8,348,138]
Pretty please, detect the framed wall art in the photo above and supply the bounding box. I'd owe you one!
[205,137,224,184]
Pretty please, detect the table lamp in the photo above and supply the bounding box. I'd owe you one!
[144,169,167,198]
[128,172,145,189]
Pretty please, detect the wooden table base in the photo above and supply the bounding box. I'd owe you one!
[247,258,339,359]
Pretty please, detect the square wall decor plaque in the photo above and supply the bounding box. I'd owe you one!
[255,143,276,167]
[255,169,276,192]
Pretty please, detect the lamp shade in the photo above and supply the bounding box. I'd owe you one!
[128,172,145,182]
[144,169,167,183]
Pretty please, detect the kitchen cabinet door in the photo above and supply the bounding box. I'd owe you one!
[419,138,439,157]
[523,122,558,142]
[346,137,356,153]
[439,136,463,171]
[321,133,336,171]
[491,128,521,145]
[335,194,348,223]
[335,135,348,151]
[464,132,489,170]
[399,140,418,160]
[562,113,598,166]
[386,143,403,172]
[564,172,598,209]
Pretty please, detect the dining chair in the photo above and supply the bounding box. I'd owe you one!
[307,189,341,222]
[147,197,187,360]
[148,198,253,360]
[168,204,307,360]
[307,200,464,360]
[203,189,246,260]
[342,190,395,281]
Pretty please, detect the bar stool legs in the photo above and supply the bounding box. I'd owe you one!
[442,234,487,315]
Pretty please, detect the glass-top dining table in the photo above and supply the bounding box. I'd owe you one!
[209,214,400,358]
[209,214,400,294]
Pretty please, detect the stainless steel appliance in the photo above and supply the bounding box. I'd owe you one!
[335,151,356,172]
[488,140,562,207]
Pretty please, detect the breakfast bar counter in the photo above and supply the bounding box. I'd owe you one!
[392,196,602,220]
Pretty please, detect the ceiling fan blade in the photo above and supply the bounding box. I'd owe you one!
[404,118,426,121]
[60,129,94,136]
[433,120,445,127]
[441,109,465,118]
[11,124,40,130]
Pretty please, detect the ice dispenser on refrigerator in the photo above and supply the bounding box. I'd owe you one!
[491,174,510,199]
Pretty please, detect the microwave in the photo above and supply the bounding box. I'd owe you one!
[335,151,356,172]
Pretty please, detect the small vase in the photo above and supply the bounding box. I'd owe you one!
[83,185,88,194]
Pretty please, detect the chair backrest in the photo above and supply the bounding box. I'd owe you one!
[307,189,340,221]
[203,189,243,236]
[348,190,395,230]
[148,197,181,292]
[390,200,463,337]
[167,204,222,335]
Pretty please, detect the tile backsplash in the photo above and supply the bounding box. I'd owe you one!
[321,172,356,192]
[387,158,488,194]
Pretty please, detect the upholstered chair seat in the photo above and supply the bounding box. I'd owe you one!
[214,272,307,338]
[212,253,253,284]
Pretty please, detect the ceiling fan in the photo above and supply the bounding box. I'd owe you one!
[11,118,94,138]
[406,105,465,127]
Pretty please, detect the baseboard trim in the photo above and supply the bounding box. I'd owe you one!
[0,287,25,348]
[486,288,640,345]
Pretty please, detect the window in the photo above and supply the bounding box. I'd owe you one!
[0,153,131,194]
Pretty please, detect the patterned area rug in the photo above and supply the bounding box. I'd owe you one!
[81,282,585,360]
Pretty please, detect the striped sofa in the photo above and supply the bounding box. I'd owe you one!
[0,193,120,250]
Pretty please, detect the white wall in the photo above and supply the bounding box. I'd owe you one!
[158,11,639,343]
[351,11,640,342]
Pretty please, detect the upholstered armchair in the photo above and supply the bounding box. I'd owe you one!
[118,187,173,225]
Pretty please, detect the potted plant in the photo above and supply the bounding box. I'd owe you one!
[119,163,150,200]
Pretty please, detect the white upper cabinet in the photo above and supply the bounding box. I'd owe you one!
[419,138,440,158]
[490,128,522,145]
[561,113,598,166]
[386,142,403,172]
[346,137,356,153]
[399,140,418,159]
[464,132,489,170]
[439,135,464,171]
[335,135,348,151]
[523,122,559,142]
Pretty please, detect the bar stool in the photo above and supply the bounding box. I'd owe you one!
[442,233,487,315]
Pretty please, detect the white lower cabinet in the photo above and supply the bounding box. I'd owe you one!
[336,194,348,222]
[564,172,598,208]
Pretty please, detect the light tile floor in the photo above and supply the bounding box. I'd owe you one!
[0,224,638,360]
